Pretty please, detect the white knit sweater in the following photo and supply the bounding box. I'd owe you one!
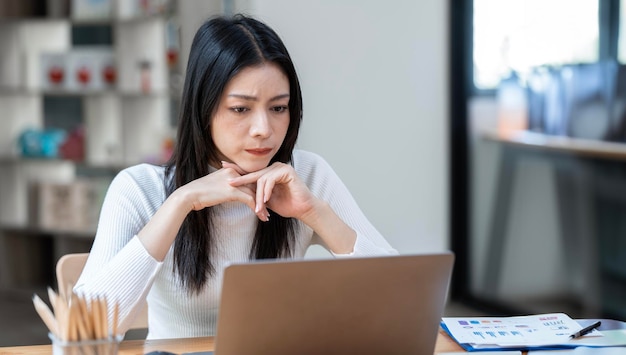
[75,150,397,339]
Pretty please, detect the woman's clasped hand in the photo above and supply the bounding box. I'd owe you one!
[223,161,319,223]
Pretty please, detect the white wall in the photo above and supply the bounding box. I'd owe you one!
[180,1,450,254]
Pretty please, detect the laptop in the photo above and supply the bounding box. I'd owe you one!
[213,252,455,355]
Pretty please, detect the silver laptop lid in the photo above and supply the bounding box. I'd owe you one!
[214,252,454,355]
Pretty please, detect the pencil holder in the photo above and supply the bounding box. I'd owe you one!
[49,333,123,355]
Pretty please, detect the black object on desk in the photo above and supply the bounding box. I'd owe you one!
[570,320,601,339]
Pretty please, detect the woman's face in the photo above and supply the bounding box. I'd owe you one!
[211,62,290,173]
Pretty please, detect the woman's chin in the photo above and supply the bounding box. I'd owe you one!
[237,161,271,174]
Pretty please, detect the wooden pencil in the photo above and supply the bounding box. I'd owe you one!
[32,294,58,337]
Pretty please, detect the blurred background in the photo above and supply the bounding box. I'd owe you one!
[1,0,625,348]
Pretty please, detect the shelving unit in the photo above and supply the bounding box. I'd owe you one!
[0,0,181,289]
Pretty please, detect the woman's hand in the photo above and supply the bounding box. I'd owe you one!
[224,161,317,222]
[181,166,257,213]
[224,161,357,254]
[137,165,257,261]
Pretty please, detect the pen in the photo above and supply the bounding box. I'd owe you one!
[569,321,601,339]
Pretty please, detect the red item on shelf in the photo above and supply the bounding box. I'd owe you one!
[102,65,116,85]
[59,127,85,162]
[77,66,91,85]
[48,66,64,84]
[167,48,178,67]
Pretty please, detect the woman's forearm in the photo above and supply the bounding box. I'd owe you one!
[300,199,357,254]
[137,188,192,261]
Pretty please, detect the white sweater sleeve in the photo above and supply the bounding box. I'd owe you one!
[74,165,165,334]
[294,151,398,256]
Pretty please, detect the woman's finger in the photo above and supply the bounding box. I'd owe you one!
[228,170,263,186]
[221,161,248,175]
[222,170,268,220]
[253,177,269,221]
[262,174,277,203]
[233,186,257,212]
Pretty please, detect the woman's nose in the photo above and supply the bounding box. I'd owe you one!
[250,112,271,137]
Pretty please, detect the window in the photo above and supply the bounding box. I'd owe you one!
[619,0,626,62]
[473,0,599,90]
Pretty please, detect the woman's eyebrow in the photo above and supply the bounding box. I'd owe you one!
[227,93,290,101]
[270,93,290,102]
[228,94,256,100]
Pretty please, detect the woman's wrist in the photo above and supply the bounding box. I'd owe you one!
[300,199,357,254]
[297,198,326,227]
[170,185,196,213]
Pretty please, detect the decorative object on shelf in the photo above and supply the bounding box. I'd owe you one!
[139,59,152,93]
[48,65,65,85]
[42,52,68,89]
[166,47,178,69]
[115,0,172,20]
[18,128,67,158]
[41,47,115,92]
[102,63,116,86]
[165,18,180,70]
[35,177,110,233]
[76,64,92,86]
[59,126,86,162]
[160,135,174,163]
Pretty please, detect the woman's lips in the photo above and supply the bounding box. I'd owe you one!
[246,148,272,156]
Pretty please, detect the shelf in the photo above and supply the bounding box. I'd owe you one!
[41,89,171,97]
[0,155,130,171]
[0,89,175,99]
[0,156,62,164]
[0,14,169,23]
[0,0,182,295]
[71,14,169,24]
[0,16,169,25]
[0,2,176,249]
[0,225,95,239]
[0,88,37,96]
[0,156,78,165]
[0,88,174,98]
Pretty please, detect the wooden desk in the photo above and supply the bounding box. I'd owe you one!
[0,330,465,354]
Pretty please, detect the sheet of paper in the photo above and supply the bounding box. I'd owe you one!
[442,313,596,346]
[566,329,626,347]
[531,347,626,354]
[444,352,522,355]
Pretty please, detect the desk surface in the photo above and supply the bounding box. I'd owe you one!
[0,329,464,354]
[483,129,626,160]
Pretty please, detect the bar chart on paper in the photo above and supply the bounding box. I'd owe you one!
[439,313,626,351]
[442,313,583,346]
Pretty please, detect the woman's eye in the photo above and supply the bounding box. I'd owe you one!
[271,105,288,113]
[231,106,249,113]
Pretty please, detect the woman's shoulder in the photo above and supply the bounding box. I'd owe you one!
[293,149,328,163]
[118,163,166,182]
[109,163,167,197]
[293,149,335,177]
[293,149,328,168]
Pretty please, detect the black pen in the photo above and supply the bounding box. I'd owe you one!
[569,321,601,339]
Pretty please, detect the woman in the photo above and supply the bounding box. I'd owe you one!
[75,14,397,339]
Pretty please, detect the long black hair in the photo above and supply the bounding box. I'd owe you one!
[164,14,303,294]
